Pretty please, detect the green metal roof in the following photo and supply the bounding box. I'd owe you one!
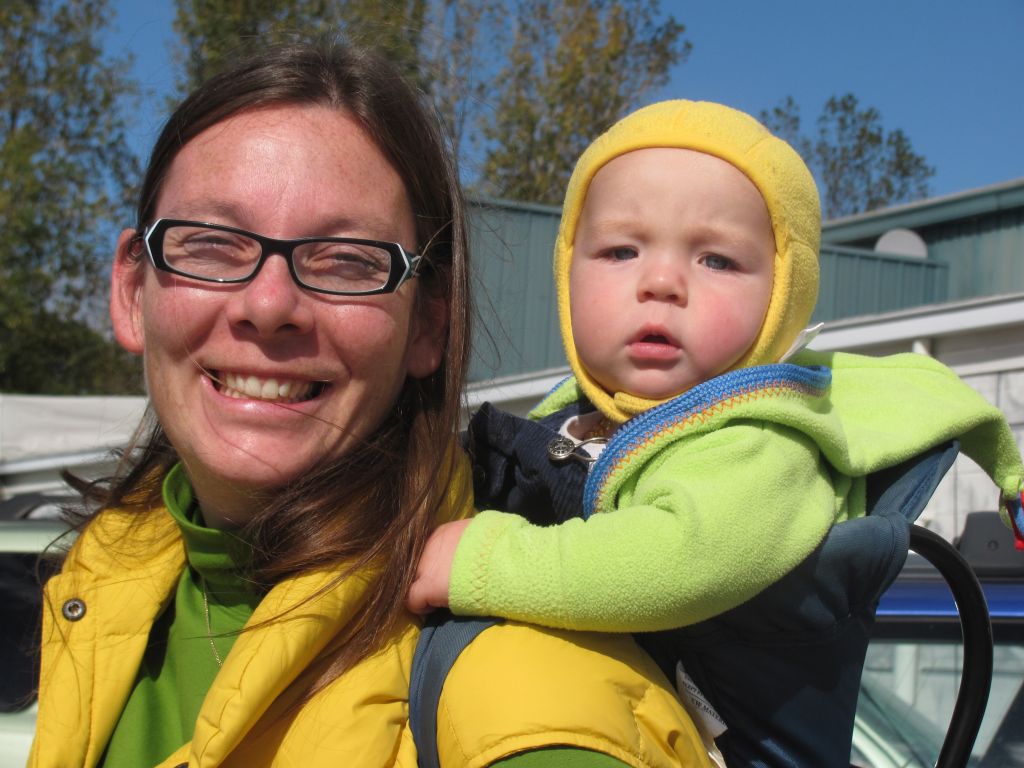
[815,245,948,323]
[822,178,1024,244]
[823,178,1024,304]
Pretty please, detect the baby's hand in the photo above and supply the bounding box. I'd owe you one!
[407,519,471,615]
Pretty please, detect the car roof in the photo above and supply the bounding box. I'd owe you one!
[875,512,1024,641]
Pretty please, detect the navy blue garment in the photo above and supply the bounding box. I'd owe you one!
[465,401,591,526]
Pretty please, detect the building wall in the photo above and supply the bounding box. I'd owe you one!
[934,363,1024,541]
[814,246,948,323]
[925,207,1024,301]
[468,199,563,382]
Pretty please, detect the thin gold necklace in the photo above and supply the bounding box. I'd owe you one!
[200,575,223,667]
[584,416,614,440]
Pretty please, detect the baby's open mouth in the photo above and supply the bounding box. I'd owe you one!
[641,333,671,344]
[213,371,325,403]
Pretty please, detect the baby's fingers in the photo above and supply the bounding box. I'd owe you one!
[407,574,446,614]
[406,519,471,614]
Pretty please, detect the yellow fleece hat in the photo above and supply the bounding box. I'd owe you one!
[555,100,821,423]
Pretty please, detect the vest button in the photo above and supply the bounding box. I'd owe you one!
[62,598,86,621]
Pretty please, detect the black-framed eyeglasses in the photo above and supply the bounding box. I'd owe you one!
[136,218,423,296]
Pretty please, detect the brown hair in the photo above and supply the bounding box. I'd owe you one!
[73,40,471,678]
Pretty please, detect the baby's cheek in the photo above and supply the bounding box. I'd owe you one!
[705,299,763,356]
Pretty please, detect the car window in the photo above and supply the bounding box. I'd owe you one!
[853,527,1024,768]
[856,639,1024,767]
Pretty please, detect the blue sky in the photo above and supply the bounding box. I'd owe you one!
[109,0,1024,201]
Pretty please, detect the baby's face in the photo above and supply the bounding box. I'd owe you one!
[569,147,775,400]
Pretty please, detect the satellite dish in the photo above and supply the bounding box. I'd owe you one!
[875,228,927,259]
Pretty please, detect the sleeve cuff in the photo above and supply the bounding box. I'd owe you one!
[448,509,524,616]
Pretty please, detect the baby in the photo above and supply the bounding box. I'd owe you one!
[410,100,1024,637]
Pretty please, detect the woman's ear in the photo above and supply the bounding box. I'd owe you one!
[110,228,146,355]
[406,292,449,379]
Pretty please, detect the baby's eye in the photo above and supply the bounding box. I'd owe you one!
[605,246,638,261]
[701,253,734,271]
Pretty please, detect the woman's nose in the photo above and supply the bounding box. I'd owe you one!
[637,257,686,304]
[226,253,315,337]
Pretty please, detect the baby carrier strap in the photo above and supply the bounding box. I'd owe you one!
[410,612,499,768]
[638,440,962,767]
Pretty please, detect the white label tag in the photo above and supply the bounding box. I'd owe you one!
[779,322,825,363]
[676,663,729,767]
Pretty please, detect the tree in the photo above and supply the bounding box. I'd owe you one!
[418,0,501,162]
[0,0,143,393]
[168,0,688,204]
[479,0,689,204]
[760,94,935,219]
[170,0,500,161]
[171,0,431,98]
[2,310,144,394]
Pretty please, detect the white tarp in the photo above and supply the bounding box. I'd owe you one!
[0,395,147,465]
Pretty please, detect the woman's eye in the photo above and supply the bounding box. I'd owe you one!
[304,244,389,276]
[702,253,734,271]
[326,251,376,270]
[184,233,241,250]
[175,232,250,262]
[331,251,370,267]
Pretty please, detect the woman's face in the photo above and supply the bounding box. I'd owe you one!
[111,104,446,527]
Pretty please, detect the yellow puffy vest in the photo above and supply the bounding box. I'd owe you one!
[31,505,709,768]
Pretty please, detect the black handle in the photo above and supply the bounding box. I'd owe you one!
[909,524,994,768]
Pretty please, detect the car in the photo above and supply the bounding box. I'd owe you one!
[0,516,67,765]
[852,511,1024,767]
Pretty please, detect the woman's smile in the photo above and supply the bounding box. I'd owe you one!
[213,371,326,404]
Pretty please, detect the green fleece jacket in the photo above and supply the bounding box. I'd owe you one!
[448,351,1024,632]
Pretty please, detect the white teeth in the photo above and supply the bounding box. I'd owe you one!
[217,372,315,403]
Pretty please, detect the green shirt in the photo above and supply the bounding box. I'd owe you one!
[101,465,257,767]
